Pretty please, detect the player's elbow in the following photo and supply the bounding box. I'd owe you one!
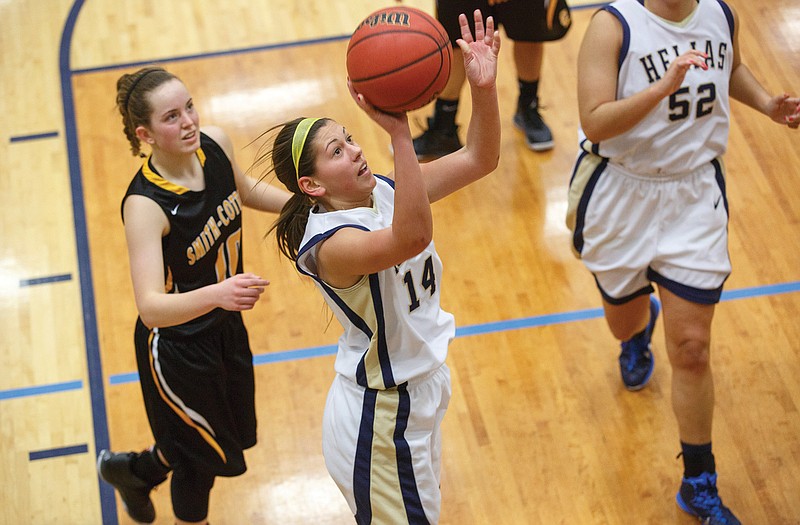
[135,295,171,329]
[580,120,605,144]
[137,309,160,330]
[409,231,433,254]
[483,152,500,173]
[461,146,499,179]
[416,231,433,251]
[399,231,432,260]
[470,154,500,185]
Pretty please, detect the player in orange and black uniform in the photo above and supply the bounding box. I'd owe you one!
[97,66,289,525]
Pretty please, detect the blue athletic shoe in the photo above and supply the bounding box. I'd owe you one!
[676,472,741,525]
[618,295,660,390]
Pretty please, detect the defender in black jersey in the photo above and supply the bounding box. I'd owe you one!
[96,67,289,525]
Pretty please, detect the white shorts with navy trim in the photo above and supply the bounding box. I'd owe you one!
[322,364,451,524]
[567,155,731,305]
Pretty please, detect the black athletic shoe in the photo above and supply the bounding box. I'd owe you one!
[513,102,554,151]
[97,450,157,524]
[412,117,462,161]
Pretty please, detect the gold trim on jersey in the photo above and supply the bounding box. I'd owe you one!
[141,147,208,195]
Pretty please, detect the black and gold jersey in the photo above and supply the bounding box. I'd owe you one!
[122,133,244,336]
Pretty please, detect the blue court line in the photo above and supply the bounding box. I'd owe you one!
[456,307,603,337]
[101,279,800,386]
[108,372,140,386]
[29,444,88,461]
[9,131,60,143]
[3,280,799,396]
[13,278,792,389]
[19,273,72,287]
[252,344,338,364]
[720,281,800,300]
[108,345,341,385]
[0,380,82,401]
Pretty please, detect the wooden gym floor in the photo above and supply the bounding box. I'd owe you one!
[1,0,798,523]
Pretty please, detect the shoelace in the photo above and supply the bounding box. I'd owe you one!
[522,106,546,128]
[620,345,638,372]
[620,337,648,372]
[689,478,731,523]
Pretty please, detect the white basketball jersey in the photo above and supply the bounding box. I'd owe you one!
[582,0,734,175]
[297,176,454,389]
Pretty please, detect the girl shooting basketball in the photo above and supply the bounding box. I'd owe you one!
[252,10,500,524]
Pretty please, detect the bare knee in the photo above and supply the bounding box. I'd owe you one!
[669,337,711,375]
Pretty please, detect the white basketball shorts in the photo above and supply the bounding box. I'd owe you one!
[567,154,731,304]
[322,364,451,524]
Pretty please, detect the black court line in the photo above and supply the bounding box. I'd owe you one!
[19,274,72,287]
[9,131,60,143]
[30,444,89,461]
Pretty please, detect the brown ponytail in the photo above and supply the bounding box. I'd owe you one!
[251,117,328,261]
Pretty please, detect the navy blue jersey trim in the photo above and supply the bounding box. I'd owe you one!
[568,148,587,187]
[375,173,395,188]
[295,224,363,264]
[368,273,396,389]
[572,156,608,255]
[354,389,377,524]
[648,268,726,304]
[602,6,630,71]
[716,0,735,38]
[395,384,427,523]
[595,276,655,305]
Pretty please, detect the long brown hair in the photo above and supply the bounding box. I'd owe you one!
[251,117,329,262]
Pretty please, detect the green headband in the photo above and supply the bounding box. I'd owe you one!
[291,117,320,180]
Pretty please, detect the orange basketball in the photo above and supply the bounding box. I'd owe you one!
[346,6,452,113]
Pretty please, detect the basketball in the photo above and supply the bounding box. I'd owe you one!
[346,6,452,113]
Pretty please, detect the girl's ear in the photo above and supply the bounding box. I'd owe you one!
[298,177,325,198]
[135,125,155,145]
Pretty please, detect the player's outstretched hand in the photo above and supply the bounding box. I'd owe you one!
[765,93,800,129]
[456,10,501,90]
[217,272,269,311]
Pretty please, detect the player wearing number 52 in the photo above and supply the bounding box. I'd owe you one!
[252,10,500,524]
[566,1,799,524]
[96,66,290,525]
